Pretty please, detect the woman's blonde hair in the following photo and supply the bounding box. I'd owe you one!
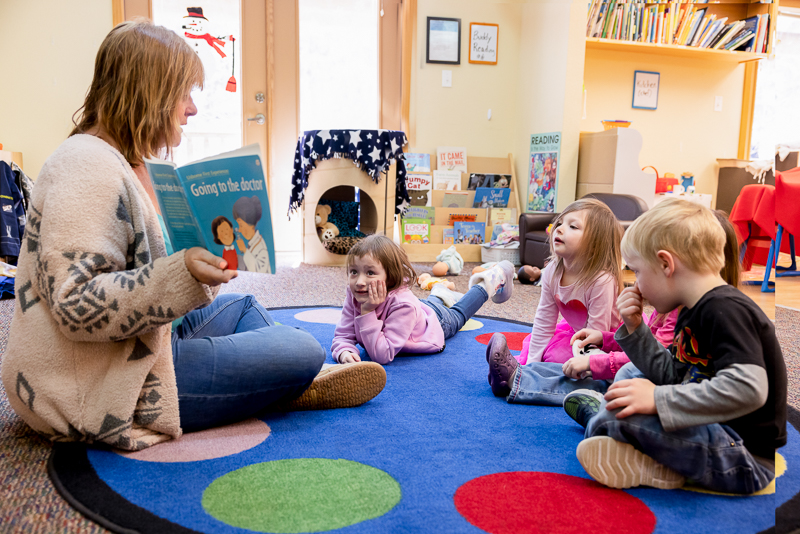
[548,198,624,292]
[346,235,417,292]
[70,20,204,166]
[622,199,725,275]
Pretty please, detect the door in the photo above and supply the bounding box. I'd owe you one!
[116,0,270,192]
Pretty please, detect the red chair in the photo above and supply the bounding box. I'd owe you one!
[730,184,777,291]
[769,167,800,279]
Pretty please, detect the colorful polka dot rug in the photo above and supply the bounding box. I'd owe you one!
[49,306,800,533]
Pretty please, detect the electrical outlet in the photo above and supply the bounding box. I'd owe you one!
[442,70,452,88]
[714,96,723,112]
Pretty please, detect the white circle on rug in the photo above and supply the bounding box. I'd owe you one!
[460,318,483,331]
[294,308,342,324]
[117,418,270,463]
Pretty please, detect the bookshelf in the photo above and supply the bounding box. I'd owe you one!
[401,153,522,262]
[586,0,779,62]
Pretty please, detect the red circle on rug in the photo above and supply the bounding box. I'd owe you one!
[475,332,529,351]
[454,472,655,534]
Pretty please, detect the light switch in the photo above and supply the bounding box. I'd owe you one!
[442,70,452,88]
[714,96,723,112]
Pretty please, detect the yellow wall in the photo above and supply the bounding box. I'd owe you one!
[0,0,112,179]
[581,49,745,202]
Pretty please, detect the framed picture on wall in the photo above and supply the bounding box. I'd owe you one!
[469,23,498,64]
[426,17,461,65]
[632,70,660,110]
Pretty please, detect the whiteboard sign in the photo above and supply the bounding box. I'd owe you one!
[469,23,498,64]
[632,70,659,110]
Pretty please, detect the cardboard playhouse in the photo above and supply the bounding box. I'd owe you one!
[302,158,397,266]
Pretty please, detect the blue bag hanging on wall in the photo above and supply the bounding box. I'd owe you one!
[0,161,26,260]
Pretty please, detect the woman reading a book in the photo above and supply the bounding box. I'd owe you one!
[1,21,385,451]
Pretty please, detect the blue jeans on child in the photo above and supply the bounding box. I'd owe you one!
[507,362,610,405]
[585,363,775,494]
[421,285,488,339]
[172,293,325,432]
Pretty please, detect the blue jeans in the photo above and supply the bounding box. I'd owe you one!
[172,293,325,432]
[507,362,610,405]
[420,285,488,340]
[585,363,775,494]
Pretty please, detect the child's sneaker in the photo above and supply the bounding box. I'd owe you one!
[577,436,686,490]
[486,333,518,397]
[563,389,603,428]
[469,260,515,303]
[430,283,465,308]
[279,362,386,411]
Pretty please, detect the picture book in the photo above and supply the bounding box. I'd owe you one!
[403,205,435,226]
[443,227,455,245]
[433,170,462,191]
[406,172,433,206]
[145,144,275,274]
[404,153,431,172]
[437,146,468,173]
[447,213,478,226]
[468,173,511,190]
[454,221,486,245]
[473,187,511,208]
[442,191,470,208]
[402,218,430,244]
[489,208,518,227]
[528,132,560,212]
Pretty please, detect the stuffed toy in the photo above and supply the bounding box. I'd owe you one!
[318,222,339,242]
[432,245,463,276]
[417,273,455,291]
[315,204,332,229]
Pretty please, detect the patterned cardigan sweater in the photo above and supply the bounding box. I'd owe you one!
[1,135,216,451]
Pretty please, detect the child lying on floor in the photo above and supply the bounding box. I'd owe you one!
[566,199,787,493]
[331,235,514,365]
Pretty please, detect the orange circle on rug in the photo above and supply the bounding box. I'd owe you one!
[454,472,655,534]
[117,418,270,463]
[475,332,529,351]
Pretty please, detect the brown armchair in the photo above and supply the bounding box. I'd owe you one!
[518,193,648,268]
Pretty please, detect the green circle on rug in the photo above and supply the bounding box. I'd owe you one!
[202,459,401,533]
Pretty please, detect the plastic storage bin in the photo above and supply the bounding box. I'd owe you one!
[481,246,520,265]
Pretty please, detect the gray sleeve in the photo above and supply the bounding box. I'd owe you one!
[614,321,679,385]
[655,363,768,432]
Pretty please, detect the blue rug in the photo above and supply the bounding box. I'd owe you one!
[49,306,800,533]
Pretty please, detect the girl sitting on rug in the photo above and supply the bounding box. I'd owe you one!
[332,235,515,365]
[485,210,741,407]
[1,21,385,452]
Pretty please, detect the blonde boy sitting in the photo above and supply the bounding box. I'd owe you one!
[565,199,787,494]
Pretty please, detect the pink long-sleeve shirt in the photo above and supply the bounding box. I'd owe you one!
[590,308,679,380]
[331,286,445,365]
[527,262,620,363]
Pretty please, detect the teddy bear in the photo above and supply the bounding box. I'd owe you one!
[318,222,339,242]
[315,204,332,228]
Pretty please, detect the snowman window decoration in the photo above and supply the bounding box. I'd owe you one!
[181,7,237,92]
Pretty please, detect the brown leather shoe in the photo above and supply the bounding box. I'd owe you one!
[282,362,386,411]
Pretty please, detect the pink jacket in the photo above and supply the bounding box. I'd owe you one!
[331,286,445,364]
[590,308,679,380]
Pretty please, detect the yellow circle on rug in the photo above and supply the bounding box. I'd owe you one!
[460,318,483,331]
[682,453,786,496]
[202,458,401,532]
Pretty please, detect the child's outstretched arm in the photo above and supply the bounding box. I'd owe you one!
[331,289,361,363]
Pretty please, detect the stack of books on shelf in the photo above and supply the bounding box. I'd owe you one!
[586,1,770,53]
[400,149,517,248]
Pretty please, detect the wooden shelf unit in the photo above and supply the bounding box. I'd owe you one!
[401,153,521,262]
[586,1,779,61]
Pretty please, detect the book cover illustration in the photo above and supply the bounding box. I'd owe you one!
[447,213,478,225]
[443,227,454,245]
[406,172,433,206]
[433,170,462,191]
[528,132,560,212]
[437,146,468,173]
[442,192,470,208]
[468,173,493,190]
[403,206,435,226]
[473,187,510,208]
[404,153,431,172]
[146,144,276,274]
[490,207,518,226]
[402,218,430,244]
[454,221,486,244]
